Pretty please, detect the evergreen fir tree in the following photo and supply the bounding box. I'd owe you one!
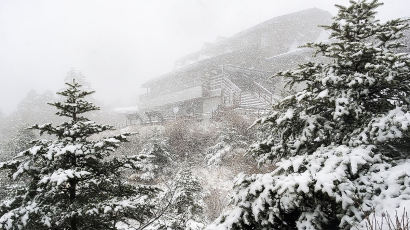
[209,0,410,229]
[133,130,172,183]
[205,127,249,166]
[0,80,158,230]
[156,169,205,230]
[0,128,36,202]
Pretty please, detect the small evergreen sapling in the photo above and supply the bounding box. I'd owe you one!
[133,131,172,183]
[205,127,249,166]
[155,169,205,230]
[210,0,410,229]
[0,80,158,230]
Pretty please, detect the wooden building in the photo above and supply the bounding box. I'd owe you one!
[135,8,331,124]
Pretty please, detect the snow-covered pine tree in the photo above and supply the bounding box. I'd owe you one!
[0,80,159,230]
[0,128,36,203]
[205,127,248,166]
[132,130,172,183]
[156,169,205,230]
[209,0,410,229]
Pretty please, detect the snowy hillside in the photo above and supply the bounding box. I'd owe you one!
[0,1,410,230]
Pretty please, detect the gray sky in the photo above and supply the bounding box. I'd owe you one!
[0,0,408,113]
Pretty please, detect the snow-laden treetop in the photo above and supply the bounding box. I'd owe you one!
[252,0,410,163]
[0,79,158,230]
[211,0,410,229]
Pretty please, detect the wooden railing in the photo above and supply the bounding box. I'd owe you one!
[221,77,242,107]
[221,64,276,107]
[253,81,275,105]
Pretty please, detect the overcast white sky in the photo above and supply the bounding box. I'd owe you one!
[0,0,409,113]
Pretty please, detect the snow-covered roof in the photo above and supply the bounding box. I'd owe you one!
[140,8,332,88]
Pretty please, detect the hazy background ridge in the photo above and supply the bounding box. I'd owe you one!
[0,0,408,113]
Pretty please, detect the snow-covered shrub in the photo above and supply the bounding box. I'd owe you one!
[212,110,253,136]
[131,130,172,183]
[165,119,217,163]
[153,169,206,230]
[205,127,249,166]
[0,80,159,230]
[0,128,35,202]
[205,110,257,169]
[211,146,410,229]
[210,0,410,229]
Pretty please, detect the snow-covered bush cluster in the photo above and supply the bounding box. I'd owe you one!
[151,169,206,230]
[131,130,172,183]
[205,127,248,166]
[165,119,217,164]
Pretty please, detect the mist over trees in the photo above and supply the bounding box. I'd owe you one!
[0,0,409,229]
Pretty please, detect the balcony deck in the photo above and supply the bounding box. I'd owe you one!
[139,86,203,109]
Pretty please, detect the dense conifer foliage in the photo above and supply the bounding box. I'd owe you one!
[134,131,172,182]
[205,127,249,166]
[210,0,410,229]
[0,80,158,230]
[153,169,206,230]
